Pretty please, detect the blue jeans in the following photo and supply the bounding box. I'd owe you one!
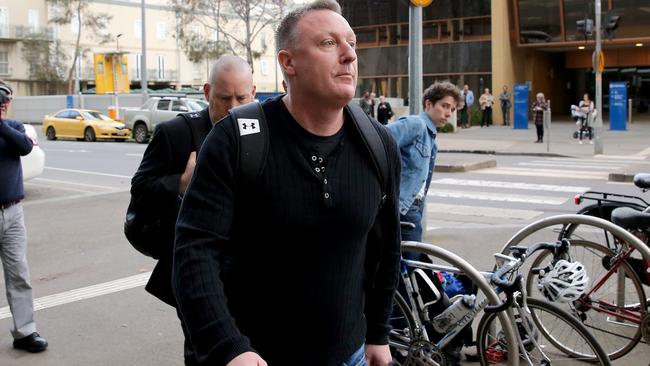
[401,199,428,263]
[342,345,367,366]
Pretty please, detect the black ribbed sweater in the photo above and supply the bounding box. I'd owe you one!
[173,97,401,366]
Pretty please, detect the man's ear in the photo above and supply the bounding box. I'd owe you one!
[278,50,295,76]
[203,83,210,101]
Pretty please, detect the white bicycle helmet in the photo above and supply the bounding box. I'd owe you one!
[537,259,589,302]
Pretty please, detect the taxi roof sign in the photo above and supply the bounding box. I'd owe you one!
[410,0,433,6]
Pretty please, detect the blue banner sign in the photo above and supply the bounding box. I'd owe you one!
[609,82,627,131]
[66,95,74,109]
[513,83,529,129]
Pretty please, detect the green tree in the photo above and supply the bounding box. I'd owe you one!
[46,0,112,94]
[171,0,287,73]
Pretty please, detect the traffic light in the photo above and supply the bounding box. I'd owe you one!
[603,11,621,39]
[576,18,594,38]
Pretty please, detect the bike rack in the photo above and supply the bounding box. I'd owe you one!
[402,241,520,366]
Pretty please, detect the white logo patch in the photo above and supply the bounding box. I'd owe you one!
[237,118,261,136]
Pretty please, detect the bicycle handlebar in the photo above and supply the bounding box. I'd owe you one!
[484,274,522,314]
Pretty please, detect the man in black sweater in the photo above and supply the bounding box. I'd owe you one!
[0,81,48,353]
[172,1,401,366]
[130,56,255,365]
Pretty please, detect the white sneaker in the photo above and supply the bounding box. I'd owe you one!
[579,140,583,144]
[589,140,593,144]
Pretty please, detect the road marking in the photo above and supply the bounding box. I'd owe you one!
[45,167,132,179]
[427,189,566,205]
[43,148,91,153]
[126,153,143,157]
[594,154,647,161]
[547,157,650,164]
[23,189,129,206]
[517,162,621,171]
[477,167,608,180]
[634,147,650,157]
[30,178,119,191]
[431,178,589,193]
[0,272,151,320]
[426,203,542,220]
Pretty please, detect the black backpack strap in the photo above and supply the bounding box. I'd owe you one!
[345,103,389,199]
[228,102,269,185]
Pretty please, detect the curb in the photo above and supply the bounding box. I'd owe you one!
[608,172,635,182]
[436,158,496,173]
[439,149,571,158]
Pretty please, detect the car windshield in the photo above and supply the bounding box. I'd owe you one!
[187,101,203,111]
[83,111,113,121]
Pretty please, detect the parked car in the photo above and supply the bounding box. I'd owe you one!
[122,97,204,143]
[21,124,45,181]
[42,109,131,142]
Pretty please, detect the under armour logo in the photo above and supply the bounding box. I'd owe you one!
[238,118,261,136]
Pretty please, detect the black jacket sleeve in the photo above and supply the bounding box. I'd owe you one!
[173,117,255,365]
[364,124,402,345]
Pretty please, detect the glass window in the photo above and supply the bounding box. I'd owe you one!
[157,99,171,110]
[171,100,188,112]
[68,110,81,119]
[156,22,166,40]
[55,110,70,118]
[564,0,594,42]
[0,51,8,75]
[134,19,142,39]
[612,0,649,38]
[518,0,562,43]
[83,111,111,121]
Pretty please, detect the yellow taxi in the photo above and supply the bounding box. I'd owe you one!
[42,109,131,142]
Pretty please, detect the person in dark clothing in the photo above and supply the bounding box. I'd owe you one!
[0,81,48,353]
[376,95,394,124]
[172,2,401,366]
[532,92,548,143]
[130,56,256,365]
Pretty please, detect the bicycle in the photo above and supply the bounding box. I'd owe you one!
[390,240,611,365]
[499,214,650,360]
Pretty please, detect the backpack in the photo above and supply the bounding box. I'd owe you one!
[124,112,206,259]
[125,99,389,258]
[229,99,390,197]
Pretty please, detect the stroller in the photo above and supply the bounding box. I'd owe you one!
[571,105,595,144]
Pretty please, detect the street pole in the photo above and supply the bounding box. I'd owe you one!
[141,0,148,102]
[594,0,604,154]
[408,5,423,115]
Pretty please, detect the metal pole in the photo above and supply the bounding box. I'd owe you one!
[594,0,604,154]
[408,5,423,115]
[141,0,148,102]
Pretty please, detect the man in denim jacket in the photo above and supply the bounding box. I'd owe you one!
[386,82,462,244]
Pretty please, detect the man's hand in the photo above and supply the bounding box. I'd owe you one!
[226,352,267,366]
[365,344,392,366]
[179,151,197,194]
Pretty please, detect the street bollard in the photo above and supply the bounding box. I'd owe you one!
[543,105,551,152]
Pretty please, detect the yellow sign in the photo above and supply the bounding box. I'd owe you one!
[410,0,433,6]
[597,51,605,73]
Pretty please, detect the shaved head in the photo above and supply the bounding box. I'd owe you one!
[203,55,256,123]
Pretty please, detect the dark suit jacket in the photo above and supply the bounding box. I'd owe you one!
[130,108,212,306]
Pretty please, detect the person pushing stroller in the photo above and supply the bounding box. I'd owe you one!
[571,93,595,144]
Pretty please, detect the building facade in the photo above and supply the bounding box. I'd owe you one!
[0,0,282,96]
[343,0,650,121]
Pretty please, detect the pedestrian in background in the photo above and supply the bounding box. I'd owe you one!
[360,90,372,116]
[172,1,401,365]
[369,92,376,118]
[376,95,394,125]
[499,85,511,126]
[130,56,256,365]
[0,80,48,353]
[479,87,494,127]
[532,92,548,143]
[459,84,474,128]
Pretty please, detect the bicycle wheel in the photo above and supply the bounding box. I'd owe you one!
[389,292,419,365]
[525,239,644,360]
[476,298,611,365]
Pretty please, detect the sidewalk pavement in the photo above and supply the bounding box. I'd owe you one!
[434,119,650,181]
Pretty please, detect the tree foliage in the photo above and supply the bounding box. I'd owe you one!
[21,35,68,94]
[171,0,287,73]
[46,0,112,94]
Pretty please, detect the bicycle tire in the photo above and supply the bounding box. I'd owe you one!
[389,292,418,364]
[525,239,644,360]
[476,298,611,365]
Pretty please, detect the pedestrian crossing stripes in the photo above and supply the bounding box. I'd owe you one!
[477,167,608,180]
[426,203,543,221]
[517,162,620,171]
[431,178,589,193]
[427,189,567,205]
